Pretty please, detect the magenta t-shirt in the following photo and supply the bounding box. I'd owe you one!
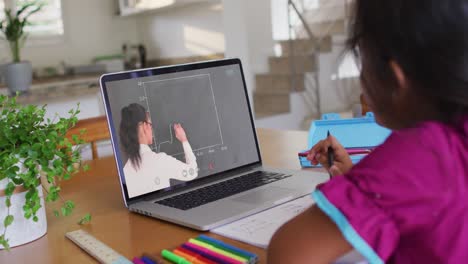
[312,117,468,263]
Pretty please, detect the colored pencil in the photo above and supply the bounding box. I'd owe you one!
[176,247,218,264]
[196,235,257,263]
[189,239,248,263]
[132,257,146,264]
[182,243,235,264]
[173,248,213,264]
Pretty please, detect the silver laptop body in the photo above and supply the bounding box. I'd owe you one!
[100,58,328,230]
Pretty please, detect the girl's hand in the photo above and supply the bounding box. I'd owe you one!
[307,135,353,176]
[174,123,188,142]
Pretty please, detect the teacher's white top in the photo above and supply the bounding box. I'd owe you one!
[123,142,198,197]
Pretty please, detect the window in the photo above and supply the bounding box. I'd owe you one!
[1,0,64,37]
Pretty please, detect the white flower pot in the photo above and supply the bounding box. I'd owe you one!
[0,178,47,249]
[5,61,33,95]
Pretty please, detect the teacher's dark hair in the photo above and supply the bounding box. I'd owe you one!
[347,0,468,122]
[119,103,147,169]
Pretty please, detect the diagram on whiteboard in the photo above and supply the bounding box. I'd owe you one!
[138,74,226,158]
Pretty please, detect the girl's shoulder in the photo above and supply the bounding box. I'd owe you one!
[314,116,468,263]
[341,117,468,204]
[389,117,468,157]
[397,117,467,138]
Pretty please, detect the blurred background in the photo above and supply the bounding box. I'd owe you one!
[0,0,361,158]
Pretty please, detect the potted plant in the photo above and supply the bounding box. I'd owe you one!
[0,95,91,250]
[0,1,43,95]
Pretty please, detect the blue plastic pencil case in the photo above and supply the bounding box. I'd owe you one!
[299,112,392,168]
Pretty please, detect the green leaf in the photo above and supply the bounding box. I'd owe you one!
[52,159,63,168]
[61,201,75,216]
[6,166,20,178]
[53,210,59,217]
[82,164,90,172]
[28,150,38,159]
[5,182,15,196]
[5,198,11,207]
[78,213,92,225]
[11,177,23,185]
[63,172,71,180]
[24,211,32,219]
[32,200,42,213]
[0,235,10,250]
[32,142,41,151]
[4,215,14,227]
[61,207,69,216]
[64,200,75,210]
[33,216,38,222]
[46,186,60,202]
[25,188,36,199]
[49,130,58,138]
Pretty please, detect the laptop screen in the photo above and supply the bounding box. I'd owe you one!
[100,59,261,200]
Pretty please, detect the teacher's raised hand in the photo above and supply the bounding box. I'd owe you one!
[174,123,188,143]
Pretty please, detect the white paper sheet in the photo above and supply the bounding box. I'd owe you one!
[212,195,313,248]
[211,195,368,264]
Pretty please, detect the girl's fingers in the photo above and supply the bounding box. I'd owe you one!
[306,135,352,171]
[316,153,332,169]
[329,165,343,177]
[308,140,329,159]
[329,135,343,151]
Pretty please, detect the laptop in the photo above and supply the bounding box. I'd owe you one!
[99,58,328,230]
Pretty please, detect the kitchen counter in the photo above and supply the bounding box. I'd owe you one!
[0,74,102,104]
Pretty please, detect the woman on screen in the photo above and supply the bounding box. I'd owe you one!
[119,103,198,197]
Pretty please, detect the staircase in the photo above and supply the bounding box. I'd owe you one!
[254,0,355,121]
[254,37,330,118]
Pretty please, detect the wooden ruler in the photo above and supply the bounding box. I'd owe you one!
[66,229,133,264]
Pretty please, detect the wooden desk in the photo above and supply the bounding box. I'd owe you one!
[0,128,313,263]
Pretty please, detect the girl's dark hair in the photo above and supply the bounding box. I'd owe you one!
[119,103,147,169]
[347,0,468,122]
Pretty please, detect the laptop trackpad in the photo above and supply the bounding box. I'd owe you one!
[232,187,294,204]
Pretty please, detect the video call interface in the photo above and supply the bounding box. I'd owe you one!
[106,64,260,198]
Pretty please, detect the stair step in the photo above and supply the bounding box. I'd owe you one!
[269,55,317,74]
[255,73,305,94]
[295,20,346,38]
[318,0,349,7]
[309,20,346,36]
[279,36,332,56]
[303,5,348,23]
[318,0,355,11]
[254,93,290,117]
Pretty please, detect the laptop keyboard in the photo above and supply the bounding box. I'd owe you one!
[155,171,292,210]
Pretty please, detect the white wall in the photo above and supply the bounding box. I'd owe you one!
[0,0,139,68]
[318,35,360,113]
[255,92,314,130]
[222,0,275,101]
[137,2,225,60]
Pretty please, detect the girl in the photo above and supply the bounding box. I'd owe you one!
[268,0,468,263]
[119,103,198,197]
